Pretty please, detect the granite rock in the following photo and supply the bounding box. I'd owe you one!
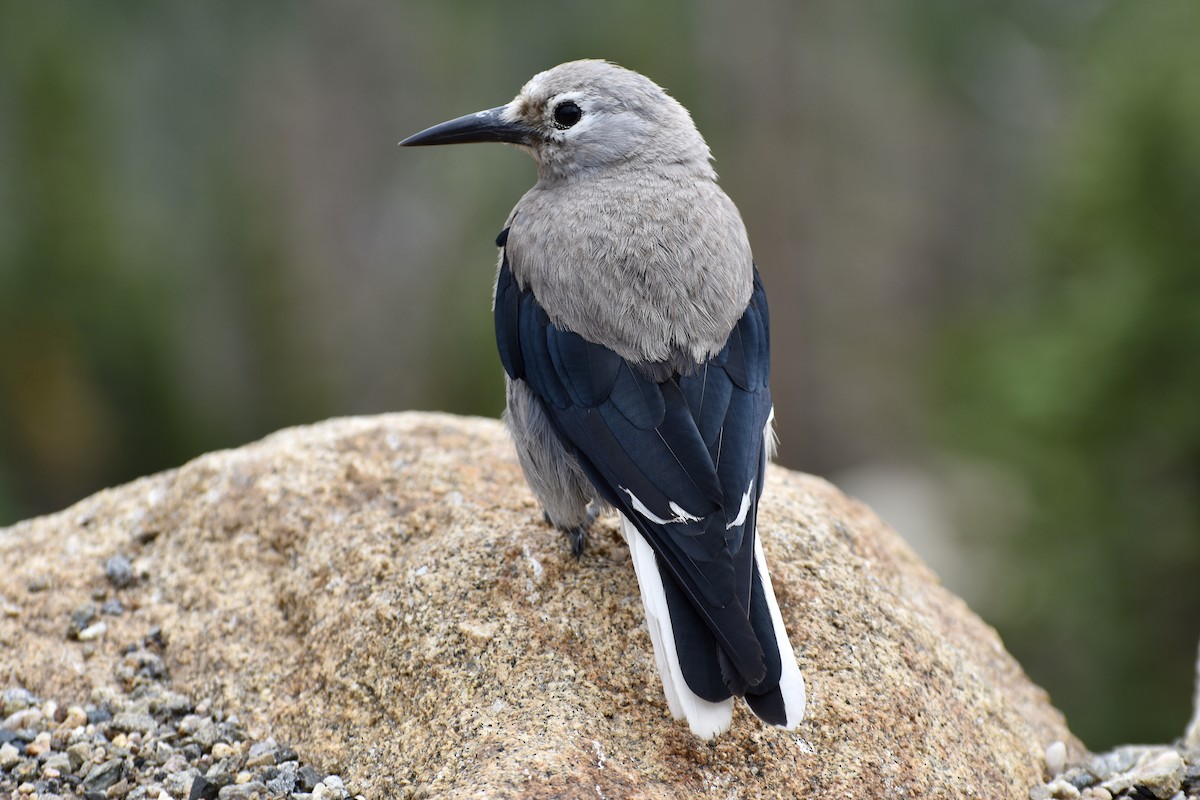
[0,412,1083,798]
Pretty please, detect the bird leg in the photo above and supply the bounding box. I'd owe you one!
[544,503,600,559]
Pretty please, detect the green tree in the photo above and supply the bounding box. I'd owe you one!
[941,1,1200,748]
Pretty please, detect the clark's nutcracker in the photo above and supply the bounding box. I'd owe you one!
[402,60,805,738]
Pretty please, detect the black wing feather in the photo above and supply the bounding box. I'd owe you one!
[495,239,777,693]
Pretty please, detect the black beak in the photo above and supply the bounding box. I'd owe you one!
[400,105,535,147]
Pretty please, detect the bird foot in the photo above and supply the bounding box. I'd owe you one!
[564,526,588,560]
[542,505,599,559]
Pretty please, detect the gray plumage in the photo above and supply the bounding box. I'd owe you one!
[501,61,753,536]
[402,59,805,738]
[502,61,753,368]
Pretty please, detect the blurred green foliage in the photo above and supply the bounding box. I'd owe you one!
[939,1,1200,746]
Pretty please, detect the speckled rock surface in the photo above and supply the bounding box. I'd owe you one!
[0,412,1083,798]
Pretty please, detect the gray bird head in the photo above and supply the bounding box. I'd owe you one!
[401,60,714,182]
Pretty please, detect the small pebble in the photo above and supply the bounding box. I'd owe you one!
[217,781,266,800]
[178,715,203,735]
[297,764,323,792]
[266,761,298,795]
[88,706,113,725]
[42,752,71,773]
[0,689,37,717]
[210,742,236,760]
[1041,778,1080,799]
[164,768,201,797]
[244,751,274,769]
[105,555,136,588]
[58,705,87,730]
[82,758,126,793]
[1045,740,1067,777]
[77,621,108,641]
[67,604,98,639]
[112,711,157,736]
[189,774,219,800]
[0,742,19,769]
[2,707,42,730]
[24,731,51,756]
[66,741,92,771]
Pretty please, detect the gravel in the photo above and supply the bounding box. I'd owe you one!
[0,630,363,800]
[1034,741,1200,800]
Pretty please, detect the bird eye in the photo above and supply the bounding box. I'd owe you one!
[552,101,583,130]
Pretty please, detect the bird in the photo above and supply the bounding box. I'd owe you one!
[401,59,805,739]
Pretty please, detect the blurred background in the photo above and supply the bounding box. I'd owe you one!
[2,0,1197,751]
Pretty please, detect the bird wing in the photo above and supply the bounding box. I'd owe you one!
[494,233,781,697]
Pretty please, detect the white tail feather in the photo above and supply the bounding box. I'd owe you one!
[621,515,734,739]
[752,533,806,727]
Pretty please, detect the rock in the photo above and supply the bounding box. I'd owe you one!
[1,708,41,731]
[66,741,92,772]
[0,689,37,718]
[105,555,136,589]
[24,731,51,756]
[205,764,237,792]
[0,742,19,769]
[77,621,107,641]
[265,761,298,795]
[1101,749,1183,799]
[1046,740,1068,777]
[216,781,266,800]
[0,412,1084,799]
[295,765,322,793]
[188,774,219,800]
[163,768,200,798]
[58,705,87,731]
[67,604,97,640]
[147,690,191,717]
[209,743,236,761]
[101,599,126,616]
[1031,779,1080,799]
[82,758,125,793]
[244,738,276,768]
[111,712,157,736]
[316,775,347,800]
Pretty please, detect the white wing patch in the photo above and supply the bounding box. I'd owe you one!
[668,502,702,523]
[725,480,755,530]
[621,487,702,525]
[764,405,778,461]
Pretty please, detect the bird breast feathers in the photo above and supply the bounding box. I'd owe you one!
[505,177,754,364]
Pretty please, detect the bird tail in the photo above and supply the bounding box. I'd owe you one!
[620,515,806,738]
[744,530,806,727]
[622,515,734,738]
